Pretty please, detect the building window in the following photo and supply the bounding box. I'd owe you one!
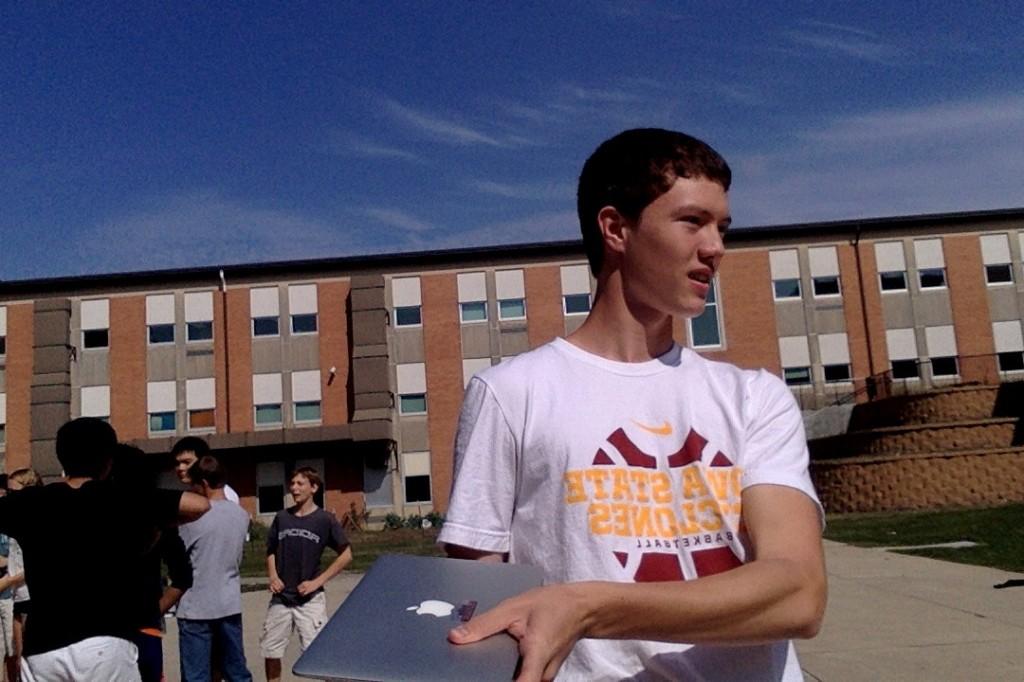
[257,462,285,515]
[783,367,812,386]
[498,298,526,320]
[879,271,907,291]
[82,329,109,349]
[399,393,427,415]
[931,357,958,377]
[823,364,851,383]
[294,400,322,423]
[0,424,5,449]
[919,268,946,289]
[253,317,279,336]
[404,475,431,503]
[258,486,285,514]
[394,306,421,326]
[563,293,591,315]
[985,264,1013,285]
[812,276,840,297]
[187,321,213,342]
[188,409,215,430]
[185,292,214,343]
[772,278,801,300]
[459,301,487,322]
[255,404,283,425]
[891,359,919,379]
[688,280,722,348]
[0,336,6,356]
[81,385,111,420]
[148,411,176,433]
[148,324,174,345]
[291,313,318,334]
[998,351,1024,372]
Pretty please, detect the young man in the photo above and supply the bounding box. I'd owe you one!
[172,436,241,503]
[260,467,351,682]
[176,455,253,682]
[0,418,210,682]
[439,128,826,681]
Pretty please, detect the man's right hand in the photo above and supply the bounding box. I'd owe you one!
[269,577,285,594]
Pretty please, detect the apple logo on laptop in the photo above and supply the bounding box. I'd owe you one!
[407,600,455,618]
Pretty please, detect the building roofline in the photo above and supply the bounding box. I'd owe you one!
[3,206,1023,297]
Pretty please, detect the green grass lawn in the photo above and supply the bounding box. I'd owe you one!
[241,522,444,579]
[824,503,1024,573]
[237,504,1024,580]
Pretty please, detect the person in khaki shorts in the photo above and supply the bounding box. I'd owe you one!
[260,467,352,682]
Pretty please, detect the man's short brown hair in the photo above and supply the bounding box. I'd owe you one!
[577,128,731,277]
[290,466,322,491]
[188,455,227,489]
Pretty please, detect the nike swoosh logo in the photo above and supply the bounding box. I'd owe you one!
[632,420,673,436]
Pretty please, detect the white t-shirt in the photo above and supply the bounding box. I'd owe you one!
[438,338,822,682]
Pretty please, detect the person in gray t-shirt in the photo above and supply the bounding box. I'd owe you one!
[177,455,252,682]
[261,466,351,682]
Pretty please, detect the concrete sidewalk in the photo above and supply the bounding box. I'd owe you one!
[798,541,1024,681]
[161,541,1024,681]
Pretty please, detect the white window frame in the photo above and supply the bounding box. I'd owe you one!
[687,278,723,349]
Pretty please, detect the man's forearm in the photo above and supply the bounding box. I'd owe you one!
[571,554,825,644]
[311,547,353,588]
[159,587,185,615]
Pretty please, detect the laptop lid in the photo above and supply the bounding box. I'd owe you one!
[293,554,544,681]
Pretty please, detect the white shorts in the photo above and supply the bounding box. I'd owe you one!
[259,592,327,659]
[0,598,13,658]
[22,636,140,682]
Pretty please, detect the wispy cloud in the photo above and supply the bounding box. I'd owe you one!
[800,20,881,39]
[72,191,358,275]
[712,83,765,106]
[731,93,1024,225]
[784,22,901,64]
[468,180,572,201]
[377,96,505,147]
[601,1,686,23]
[803,94,1024,144]
[435,210,579,250]
[485,79,666,134]
[362,207,434,233]
[559,84,643,104]
[325,130,424,162]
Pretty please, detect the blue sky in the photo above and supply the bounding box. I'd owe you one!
[2,2,1022,281]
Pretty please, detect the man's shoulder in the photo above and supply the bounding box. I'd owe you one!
[471,340,566,392]
[214,498,251,524]
[684,350,770,386]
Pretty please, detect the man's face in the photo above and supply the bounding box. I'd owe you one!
[616,176,730,321]
[175,451,198,484]
[289,474,318,506]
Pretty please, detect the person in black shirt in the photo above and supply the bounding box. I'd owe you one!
[0,418,209,682]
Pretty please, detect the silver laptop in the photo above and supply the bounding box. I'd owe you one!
[293,554,544,681]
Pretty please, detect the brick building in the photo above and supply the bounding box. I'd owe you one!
[2,207,1023,521]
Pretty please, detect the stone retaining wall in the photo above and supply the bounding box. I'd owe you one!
[810,418,1019,459]
[811,449,1024,513]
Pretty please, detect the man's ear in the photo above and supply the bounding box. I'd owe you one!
[597,206,629,259]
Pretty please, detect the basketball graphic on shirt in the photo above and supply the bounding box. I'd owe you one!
[564,422,743,583]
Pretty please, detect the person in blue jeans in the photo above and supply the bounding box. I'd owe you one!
[177,455,252,682]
